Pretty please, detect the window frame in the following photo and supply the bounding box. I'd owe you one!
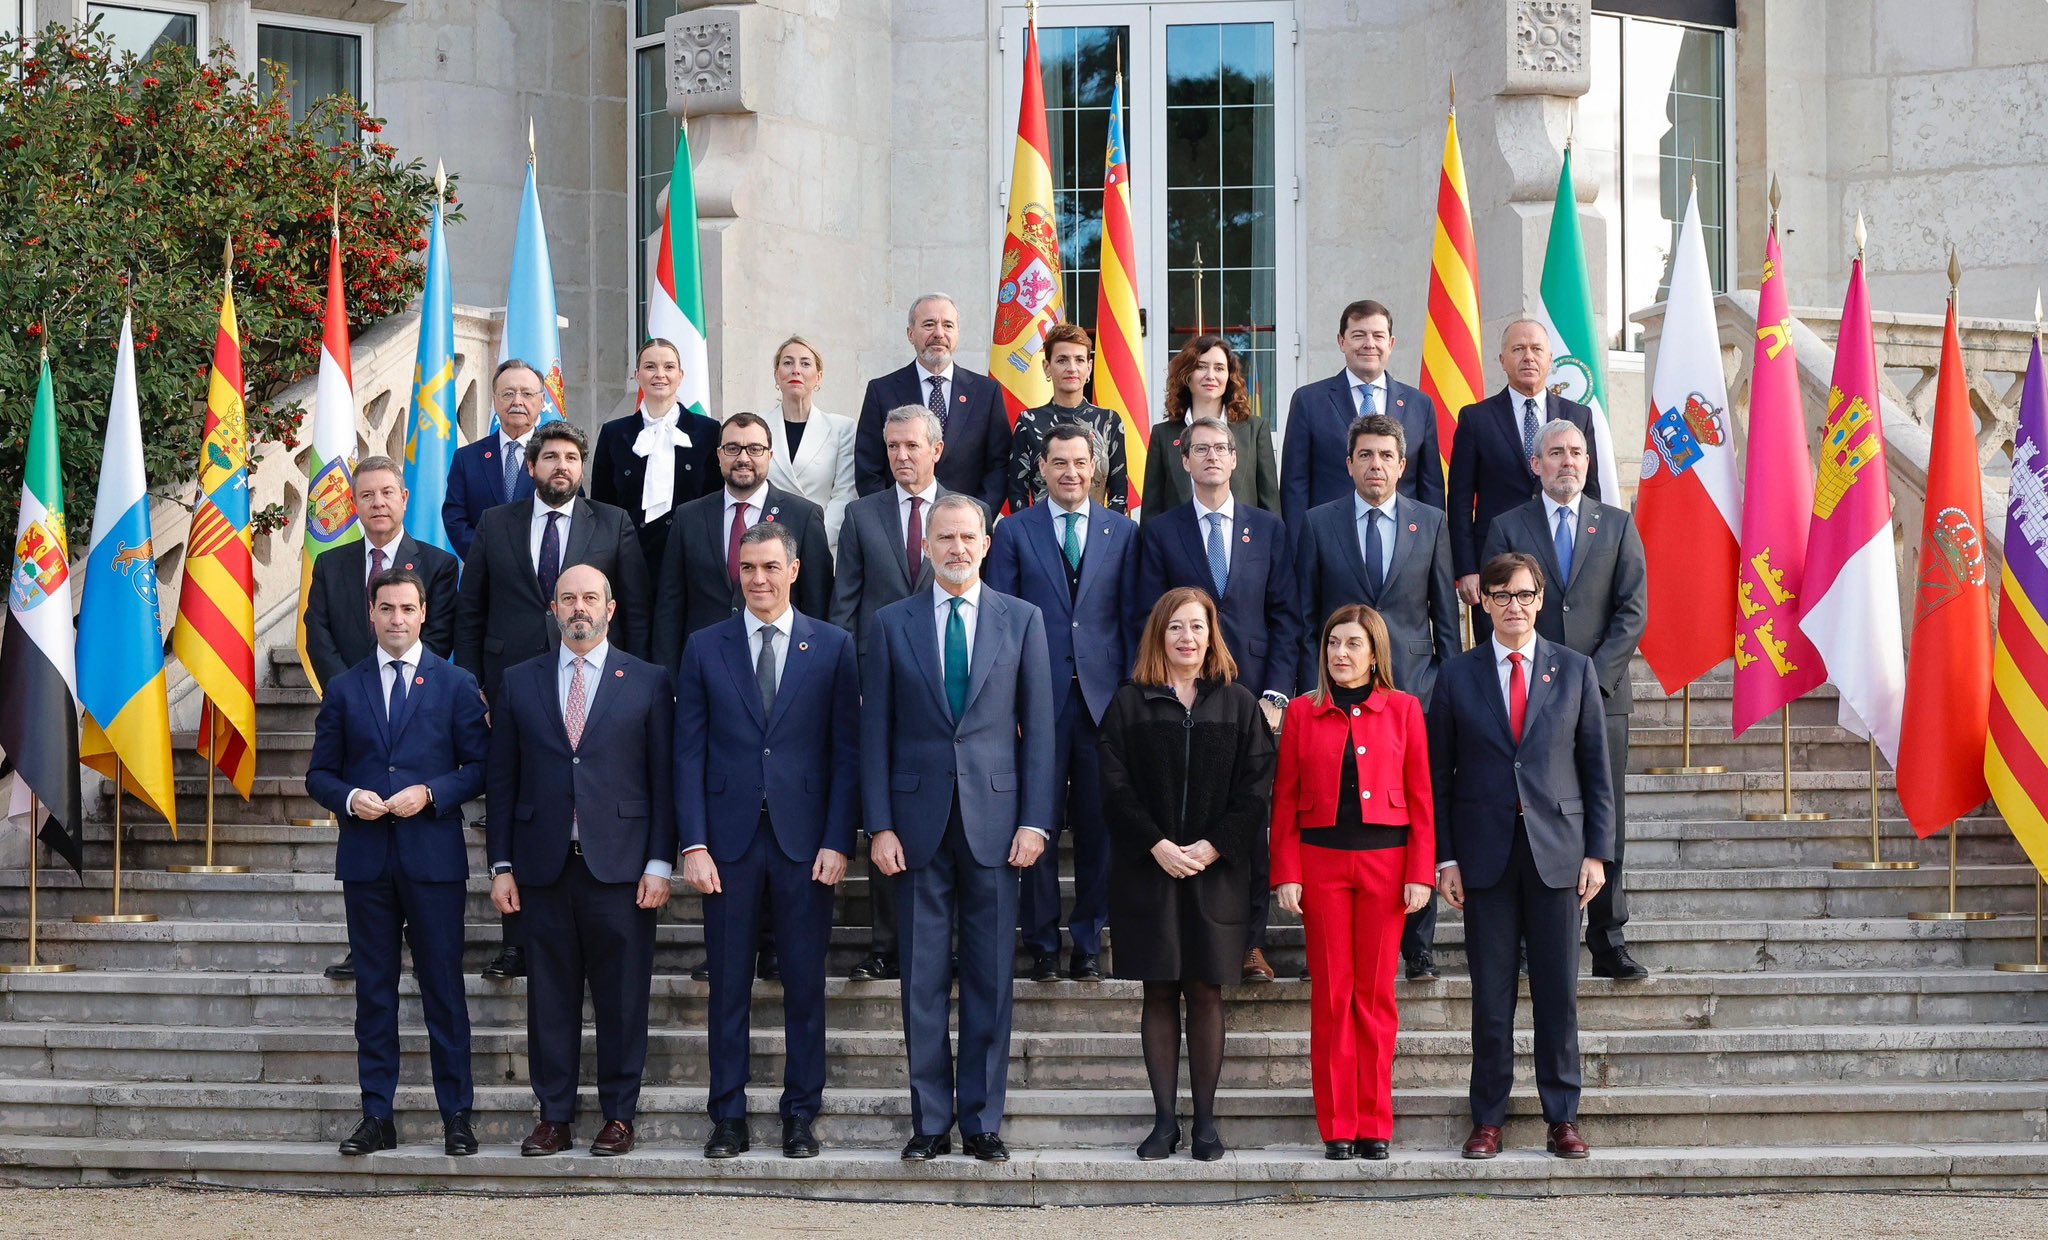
[627,7,678,343]
[85,0,209,57]
[247,9,375,117]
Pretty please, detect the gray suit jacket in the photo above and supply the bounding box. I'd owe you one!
[828,483,950,660]
[1481,496,1648,716]
[1296,493,1459,706]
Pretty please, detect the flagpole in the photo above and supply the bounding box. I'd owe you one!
[1,795,77,973]
[169,756,248,875]
[1645,687,1726,775]
[1836,738,1917,869]
[75,759,155,923]
[1746,707,1827,821]
[1193,243,1206,337]
[1908,822,1994,921]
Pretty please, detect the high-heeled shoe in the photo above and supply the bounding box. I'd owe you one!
[1136,1119,1182,1160]
[1191,1124,1225,1162]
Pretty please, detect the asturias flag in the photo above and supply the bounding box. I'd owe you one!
[988,13,1064,425]
[1534,146,1619,502]
[1987,331,2048,877]
[297,219,362,696]
[648,124,711,418]
[405,170,457,552]
[1094,66,1149,511]
[501,148,567,425]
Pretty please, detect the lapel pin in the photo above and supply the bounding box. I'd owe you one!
[1542,673,1552,683]
[403,562,414,571]
[958,394,968,404]
[1586,525,1597,534]
[1408,523,1418,533]
[1241,533,1251,544]
[614,669,625,678]
[414,675,425,686]
[798,641,810,651]
[484,450,494,460]
[1396,398,1406,407]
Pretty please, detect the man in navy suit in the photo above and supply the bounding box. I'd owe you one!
[864,495,1055,1162]
[442,360,541,560]
[1432,552,1614,1161]
[487,564,677,1158]
[305,569,489,1158]
[1136,415,1302,982]
[854,293,1010,515]
[677,522,860,1161]
[591,339,723,578]
[986,423,1139,982]
[1282,299,1443,533]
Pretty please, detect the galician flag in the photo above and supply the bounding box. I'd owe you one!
[297,215,362,696]
[1094,65,1149,511]
[988,11,1064,426]
[1987,327,2048,877]
[404,165,457,552]
[0,349,84,871]
[648,122,711,417]
[1534,146,1618,501]
[1636,182,1741,692]
[500,128,566,425]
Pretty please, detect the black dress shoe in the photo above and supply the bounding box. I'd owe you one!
[443,1112,477,1156]
[1591,948,1650,980]
[901,1133,952,1160]
[690,959,711,982]
[963,1132,1010,1162]
[323,952,355,982]
[338,1114,396,1156]
[1068,952,1102,980]
[703,1118,750,1159]
[1360,1138,1390,1160]
[481,946,525,980]
[1030,952,1062,982]
[1136,1120,1182,1160]
[1323,1140,1355,1161]
[1299,963,1312,982]
[1405,952,1440,982]
[782,1117,820,1159]
[756,951,780,982]
[1190,1126,1225,1162]
[850,952,898,981]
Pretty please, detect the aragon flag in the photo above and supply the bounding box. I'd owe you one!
[988,12,1064,426]
[0,349,84,872]
[1987,329,2048,877]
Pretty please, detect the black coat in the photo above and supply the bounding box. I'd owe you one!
[1098,679,1275,983]
[589,408,723,573]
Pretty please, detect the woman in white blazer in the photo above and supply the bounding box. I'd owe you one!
[756,334,857,557]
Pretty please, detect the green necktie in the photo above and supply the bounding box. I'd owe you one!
[1062,511,1082,571]
[944,596,969,719]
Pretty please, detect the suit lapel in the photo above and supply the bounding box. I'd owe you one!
[1332,502,1375,601]
[1472,646,1514,747]
[1521,502,1566,593]
[387,655,430,745]
[562,497,597,568]
[1383,497,1426,595]
[1325,374,1355,431]
[1025,506,1072,615]
[911,596,952,721]
[721,622,768,729]
[1070,503,1114,613]
[1498,393,1538,482]
[1520,636,1560,743]
[578,649,626,740]
[533,658,572,749]
[964,590,1008,716]
[764,613,814,734]
[365,660,394,750]
[1569,501,1602,590]
[1174,507,1211,591]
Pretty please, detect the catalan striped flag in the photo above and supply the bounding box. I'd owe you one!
[989,11,1063,425]
[297,217,362,696]
[170,253,258,798]
[1419,100,1481,469]
[1988,329,2048,876]
[1093,65,1148,511]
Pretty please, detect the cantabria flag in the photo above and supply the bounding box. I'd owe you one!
[1534,146,1619,500]
[648,123,711,417]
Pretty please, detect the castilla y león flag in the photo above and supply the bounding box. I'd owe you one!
[988,12,1063,425]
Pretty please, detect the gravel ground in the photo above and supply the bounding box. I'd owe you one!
[5,1187,2045,1239]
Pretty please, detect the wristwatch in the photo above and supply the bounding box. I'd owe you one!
[491,863,513,877]
[1259,690,1290,711]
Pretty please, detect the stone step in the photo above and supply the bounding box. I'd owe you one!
[1627,725,1886,773]
[169,731,315,779]
[1630,680,1842,729]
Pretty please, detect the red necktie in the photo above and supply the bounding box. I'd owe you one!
[726,501,750,585]
[906,495,925,576]
[1507,651,1527,744]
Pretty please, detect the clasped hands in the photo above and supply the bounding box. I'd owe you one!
[349,786,430,820]
[1150,837,1220,879]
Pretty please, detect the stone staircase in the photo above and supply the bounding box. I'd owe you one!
[2,651,2046,1202]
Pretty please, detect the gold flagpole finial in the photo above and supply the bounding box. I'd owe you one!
[1768,172,1781,228]
[222,235,234,281]
[1948,246,1962,295]
[1854,210,1867,264]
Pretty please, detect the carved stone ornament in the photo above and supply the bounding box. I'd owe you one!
[1503,0,1590,96]
[668,14,741,115]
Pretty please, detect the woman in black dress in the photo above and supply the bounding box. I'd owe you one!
[1099,586,1276,1162]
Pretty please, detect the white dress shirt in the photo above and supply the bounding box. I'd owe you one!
[1350,371,1389,417]
[896,480,940,547]
[1353,492,1398,582]
[915,362,955,416]
[529,495,575,573]
[1047,496,1090,562]
[543,639,673,880]
[348,640,424,818]
[1193,493,1236,572]
[361,531,406,585]
[724,480,769,549]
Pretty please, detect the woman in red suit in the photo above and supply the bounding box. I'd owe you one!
[1271,603,1434,1161]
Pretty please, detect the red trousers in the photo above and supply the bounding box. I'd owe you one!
[1299,844,1407,1141]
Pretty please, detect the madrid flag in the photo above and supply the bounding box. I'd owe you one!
[988,13,1063,425]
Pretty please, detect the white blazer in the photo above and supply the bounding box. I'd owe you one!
[754,402,858,557]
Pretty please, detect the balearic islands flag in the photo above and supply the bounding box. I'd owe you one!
[501,137,567,425]
[647,124,711,418]
[1534,146,1619,501]
[1419,102,1481,469]
[988,13,1063,426]
[1094,65,1148,511]
[1636,183,1742,692]
[404,168,457,552]
[0,349,84,871]
[1987,330,2048,877]
[297,216,362,696]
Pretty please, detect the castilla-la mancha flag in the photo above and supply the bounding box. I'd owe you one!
[988,12,1063,425]
[1897,294,1993,835]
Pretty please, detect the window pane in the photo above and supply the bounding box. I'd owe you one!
[1033,24,1128,331]
[1583,14,1625,349]
[638,1,683,40]
[88,5,197,61]
[257,26,363,128]
[635,43,679,339]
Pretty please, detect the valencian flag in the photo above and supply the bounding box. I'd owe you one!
[1731,222,1826,735]
[297,210,362,696]
[404,165,457,551]
[1987,328,2048,876]
[1419,98,1480,468]
[1637,183,1741,691]
[170,252,258,798]
[1534,146,1619,501]
[500,127,567,426]
[989,11,1064,425]
[1897,288,1992,835]
[79,311,177,830]
[1094,65,1149,510]
[1797,253,1905,763]
[0,349,84,871]
[648,122,711,418]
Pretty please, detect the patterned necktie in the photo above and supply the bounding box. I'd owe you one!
[538,511,562,604]
[1204,511,1229,599]
[386,659,408,726]
[565,656,588,749]
[1364,508,1385,596]
[906,495,925,577]
[944,597,969,719]
[1507,651,1527,744]
[927,375,947,428]
[1555,505,1576,583]
[368,546,386,583]
[1062,511,1082,571]
[504,439,523,498]
[1359,383,1378,416]
[1521,396,1541,463]
[727,501,751,585]
[756,625,780,716]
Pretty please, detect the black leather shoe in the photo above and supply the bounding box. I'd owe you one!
[1030,951,1062,982]
[1323,1139,1355,1161]
[963,1132,1010,1162]
[1136,1120,1182,1160]
[703,1117,750,1159]
[782,1116,820,1158]
[1591,948,1650,980]
[323,952,355,982]
[1190,1126,1225,1162]
[338,1114,396,1156]
[1360,1139,1390,1160]
[901,1133,952,1160]
[1068,952,1102,980]
[481,946,525,980]
[1405,952,1440,982]
[690,958,711,982]
[850,952,897,981]
[756,951,780,982]
[443,1111,477,1156]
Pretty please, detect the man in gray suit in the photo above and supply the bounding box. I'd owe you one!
[1482,419,1649,980]
[829,404,951,980]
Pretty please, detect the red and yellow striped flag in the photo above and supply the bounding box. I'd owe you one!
[1419,99,1483,466]
[170,249,257,797]
[1094,65,1148,510]
[989,12,1063,425]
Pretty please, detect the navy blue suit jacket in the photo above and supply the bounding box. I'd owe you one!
[860,586,1056,869]
[443,436,535,561]
[1446,389,1602,577]
[674,611,861,863]
[983,499,1140,725]
[1281,372,1443,532]
[854,363,1011,515]
[1135,501,1303,698]
[1295,493,1459,705]
[305,649,489,884]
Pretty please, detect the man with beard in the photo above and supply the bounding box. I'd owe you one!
[853,293,1010,514]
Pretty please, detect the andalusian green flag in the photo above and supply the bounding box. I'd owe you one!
[1535,146,1619,499]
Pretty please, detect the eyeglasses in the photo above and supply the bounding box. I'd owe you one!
[1187,443,1237,459]
[1484,590,1540,607]
[718,444,773,459]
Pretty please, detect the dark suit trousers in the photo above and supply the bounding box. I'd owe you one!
[343,855,472,1121]
[1587,713,1632,956]
[1022,692,1109,957]
[864,842,900,955]
[1462,822,1583,1127]
[706,819,833,1123]
[899,802,1020,1138]
[523,850,657,1125]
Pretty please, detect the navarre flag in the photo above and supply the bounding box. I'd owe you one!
[297,217,362,696]
[170,254,258,797]
[1731,223,1826,735]
[500,142,567,425]
[78,311,176,829]
[1797,256,1905,763]
[1897,293,1992,835]
[405,168,457,552]
[1094,66,1149,510]
[1419,102,1481,467]
[647,123,711,418]
[0,349,84,872]
[1637,183,1742,691]
[988,12,1064,425]
[1534,146,1619,501]
[1988,332,2048,877]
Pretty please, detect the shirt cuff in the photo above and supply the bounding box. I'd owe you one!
[1437,860,1459,872]
[643,859,675,880]
[347,789,370,816]
[1020,826,1050,840]
[679,845,708,855]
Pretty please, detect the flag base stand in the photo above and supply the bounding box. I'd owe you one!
[1747,709,1830,821]
[1836,740,1918,870]
[167,768,249,875]
[1907,823,1994,921]
[1996,879,2048,973]
[1645,686,1728,775]
[287,817,336,828]
[2,797,78,974]
[76,765,158,924]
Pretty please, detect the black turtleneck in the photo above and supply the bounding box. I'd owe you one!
[1301,682,1407,852]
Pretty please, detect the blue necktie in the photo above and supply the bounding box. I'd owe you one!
[503,439,523,499]
[1363,508,1385,596]
[1555,504,1576,583]
[1358,383,1377,416]
[1205,512,1229,599]
[944,597,969,719]
[387,659,408,727]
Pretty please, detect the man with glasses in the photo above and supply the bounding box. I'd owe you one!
[442,360,543,561]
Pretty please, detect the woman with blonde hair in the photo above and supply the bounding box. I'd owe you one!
[759,334,857,554]
[1140,333,1281,518]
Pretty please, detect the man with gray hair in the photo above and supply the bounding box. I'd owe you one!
[854,293,1011,514]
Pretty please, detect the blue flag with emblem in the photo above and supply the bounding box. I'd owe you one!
[403,162,456,551]
[499,135,566,430]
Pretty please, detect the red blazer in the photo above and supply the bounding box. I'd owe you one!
[1269,686,1436,889]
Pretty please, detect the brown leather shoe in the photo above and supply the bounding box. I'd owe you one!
[1462,1123,1503,1159]
[590,1118,636,1156]
[1241,948,1276,983]
[521,1120,573,1156]
[1546,1121,1590,1159]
